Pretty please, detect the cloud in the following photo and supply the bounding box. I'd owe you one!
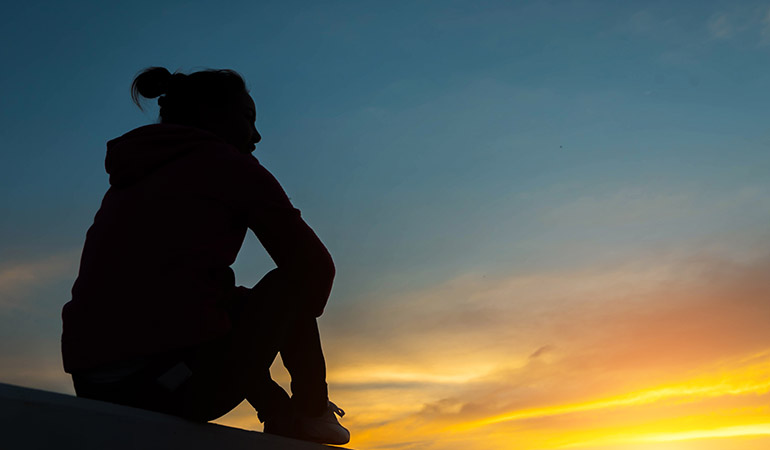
[704,5,770,46]
[0,251,79,310]
[541,184,769,230]
[516,183,770,270]
[540,187,693,228]
[528,345,553,360]
[619,6,770,68]
[761,6,770,45]
[326,246,770,365]
[0,355,72,394]
[708,13,734,39]
[624,11,679,38]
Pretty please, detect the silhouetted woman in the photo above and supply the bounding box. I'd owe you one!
[61,67,349,445]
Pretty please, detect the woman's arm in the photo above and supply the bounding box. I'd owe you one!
[250,210,335,317]
[221,151,335,317]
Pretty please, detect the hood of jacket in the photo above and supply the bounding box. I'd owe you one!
[105,123,229,188]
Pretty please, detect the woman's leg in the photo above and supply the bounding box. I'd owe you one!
[280,314,329,417]
[277,314,349,445]
[173,268,327,423]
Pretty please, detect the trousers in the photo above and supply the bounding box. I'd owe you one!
[72,268,329,422]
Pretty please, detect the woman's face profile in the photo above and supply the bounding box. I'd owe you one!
[205,91,261,154]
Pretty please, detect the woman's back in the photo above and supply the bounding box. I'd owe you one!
[62,122,298,373]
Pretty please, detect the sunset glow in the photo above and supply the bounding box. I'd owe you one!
[3,1,770,450]
[455,355,770,431]
[214,255,770,450]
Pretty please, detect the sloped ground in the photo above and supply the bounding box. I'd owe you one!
[0,382,350,450]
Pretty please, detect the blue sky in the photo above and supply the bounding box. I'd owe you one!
[2,1,770,448]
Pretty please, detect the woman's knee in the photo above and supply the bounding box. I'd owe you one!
[248,269,303,317]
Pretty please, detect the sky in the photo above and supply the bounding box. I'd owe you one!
[1,0,770,449]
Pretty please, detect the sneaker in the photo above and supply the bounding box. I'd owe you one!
[296,401,350,445]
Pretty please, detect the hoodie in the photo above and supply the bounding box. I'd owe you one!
[61,123,322,373]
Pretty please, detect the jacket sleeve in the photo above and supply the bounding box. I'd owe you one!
[233,154,335,317]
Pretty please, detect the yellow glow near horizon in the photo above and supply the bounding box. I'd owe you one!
[330,365,501,385]
[547,423,770,449]
[338,353,770,450]
[449,357,770,433]
[638,424,770,443]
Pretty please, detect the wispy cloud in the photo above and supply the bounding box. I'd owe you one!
[0,251,79,310]
[0,355,72,393]
[705,5,770,46]
[708,12,734,39]
[453,354,770,432]
[761,6,770,45]
[618,5,770,69]
[540,187,693,227]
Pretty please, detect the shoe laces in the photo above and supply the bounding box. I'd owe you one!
[329,401,345,418]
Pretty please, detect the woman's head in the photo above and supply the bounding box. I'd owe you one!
[131,67,261,153]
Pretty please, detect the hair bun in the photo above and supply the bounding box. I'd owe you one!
[131,67,172,110]
[129,66,247,117]
[137,67,171,98]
